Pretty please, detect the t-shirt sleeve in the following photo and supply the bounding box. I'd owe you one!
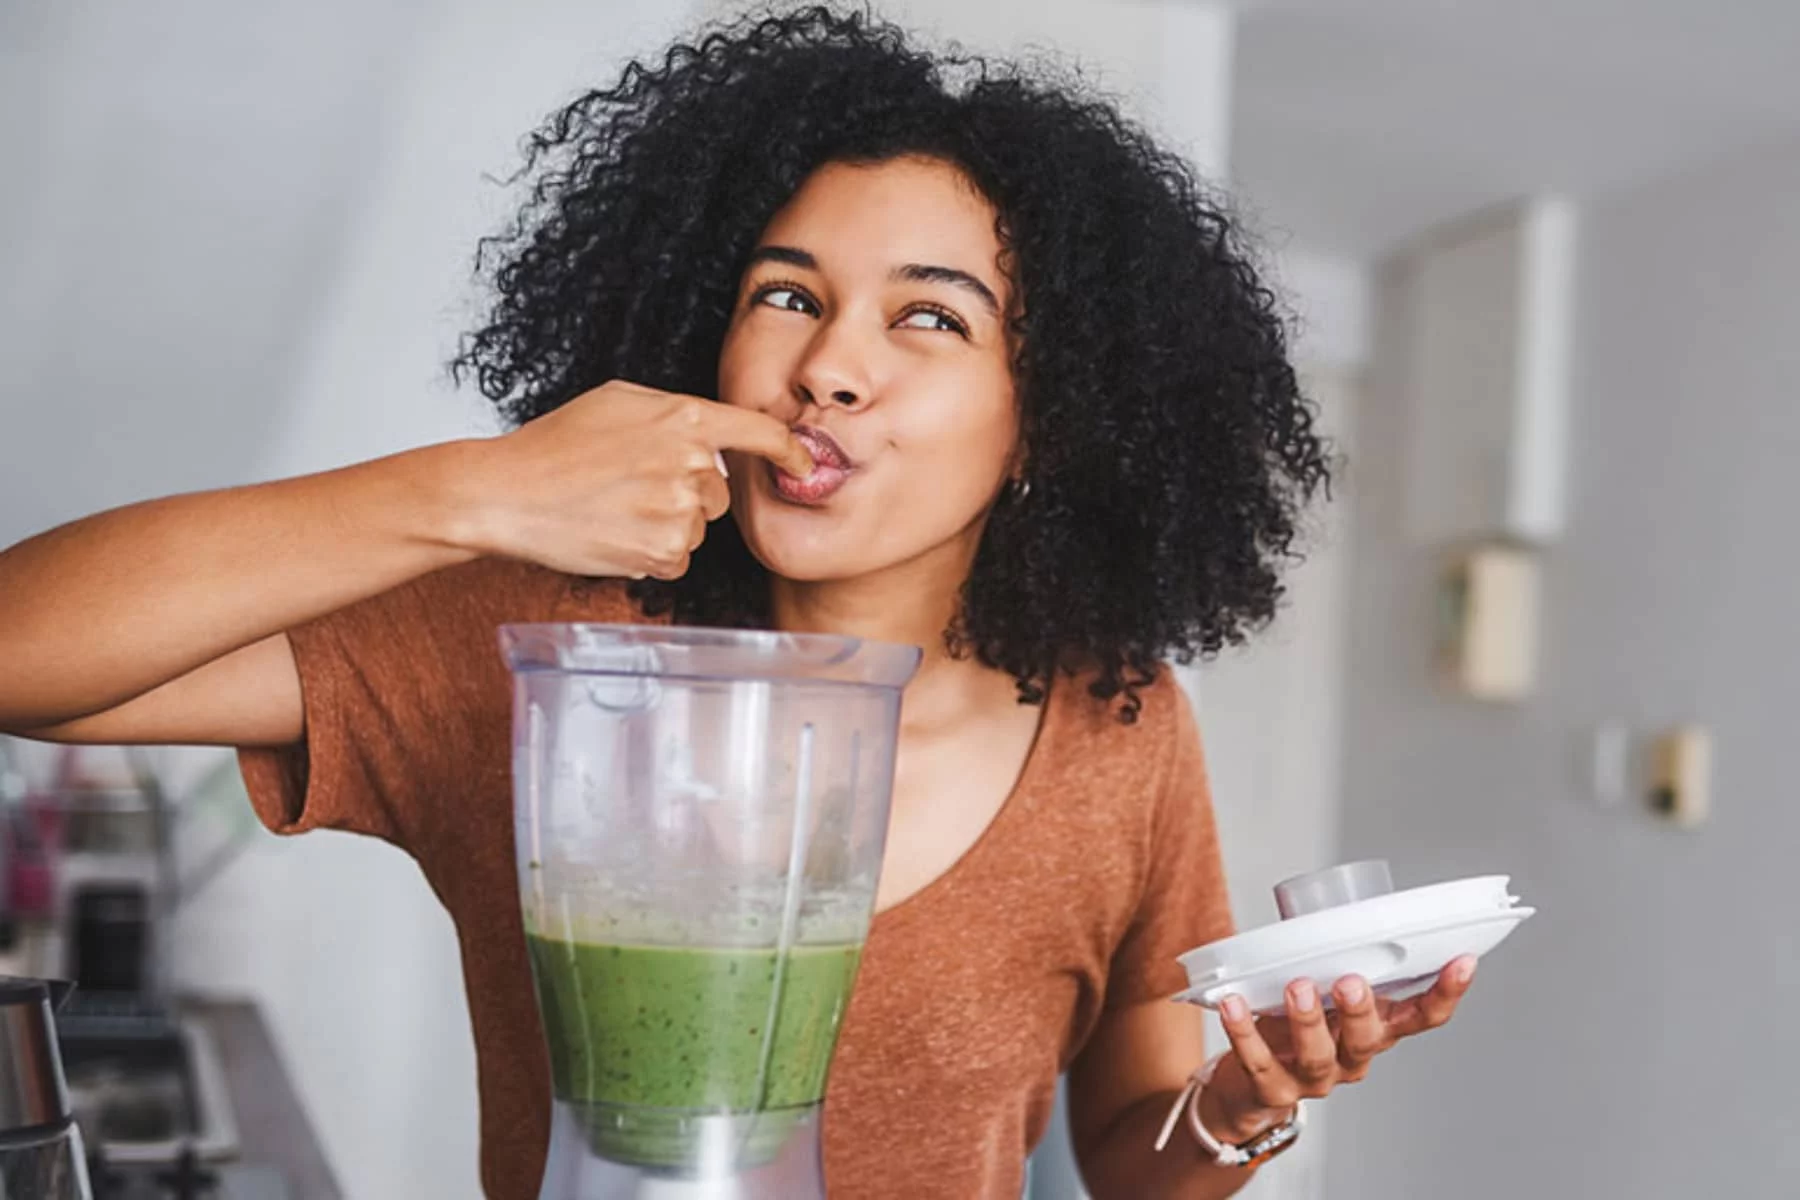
[236,560,575,849]
[1105,677,1237,1008]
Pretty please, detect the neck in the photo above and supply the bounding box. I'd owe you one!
[767,541,1012,730]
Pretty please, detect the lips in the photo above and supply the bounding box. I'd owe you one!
[772,425,855,506]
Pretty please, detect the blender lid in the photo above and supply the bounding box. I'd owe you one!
[1173,867,1534,1013]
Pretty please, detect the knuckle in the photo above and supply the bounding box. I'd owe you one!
[643,482,689,519]
[1243,1054,1282,1080]
[600,379,639,407]
[1261,1080,1301,1108]
[1294,1051,1335,1080]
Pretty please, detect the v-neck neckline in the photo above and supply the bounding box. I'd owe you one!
[870,672,1063,930]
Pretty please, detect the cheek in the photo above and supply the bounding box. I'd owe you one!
[716,326,753,406]
[896,367,1019,484]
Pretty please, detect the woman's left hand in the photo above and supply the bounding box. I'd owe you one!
[1196,955,1479,1143]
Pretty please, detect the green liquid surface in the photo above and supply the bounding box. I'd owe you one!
[526,935,862,1167]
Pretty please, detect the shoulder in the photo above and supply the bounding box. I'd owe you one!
[1037,665,1202,816]
[394,559,645,625]
[302,561,646,652]
[1053,664,1197,752]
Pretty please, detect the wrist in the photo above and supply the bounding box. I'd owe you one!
[397,439,498,564]
[1195,1056,1290,1145]
[1155,1053,1306,1173]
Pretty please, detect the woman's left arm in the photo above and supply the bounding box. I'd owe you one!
[1068,958,1479,1198]
[1066,994,1248,1200]
[1066,678,1479,1196]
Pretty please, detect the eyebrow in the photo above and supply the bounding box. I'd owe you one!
[894,263,1001,318]
[747,245,1002,318]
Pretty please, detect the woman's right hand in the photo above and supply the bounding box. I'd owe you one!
[451,380,811,580]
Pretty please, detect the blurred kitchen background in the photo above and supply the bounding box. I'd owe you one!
[3,0,1797,1196]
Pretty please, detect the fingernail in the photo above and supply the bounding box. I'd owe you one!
[1222,995,1249,1022]
[1339,977,1367,1005]
[1289,980,1317,1013]
[1455,957,1477,985]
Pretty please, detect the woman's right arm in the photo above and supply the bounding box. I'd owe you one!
[0,381,809,746]
[0,446,472,745]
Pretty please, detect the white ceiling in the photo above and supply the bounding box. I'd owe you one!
[1226,0,1800,259]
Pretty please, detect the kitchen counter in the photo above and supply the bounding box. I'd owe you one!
[182,999,342,1200]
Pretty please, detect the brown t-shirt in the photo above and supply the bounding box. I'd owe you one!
[239,558,1234,1199]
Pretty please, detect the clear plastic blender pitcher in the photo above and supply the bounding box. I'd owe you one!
[500,624,921,1200]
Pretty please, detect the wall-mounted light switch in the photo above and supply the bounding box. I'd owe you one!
[1436,542,1540,702]
[1648,725,1711,828]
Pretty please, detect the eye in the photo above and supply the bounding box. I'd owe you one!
[895,304,969,337]
[751,282,820,316]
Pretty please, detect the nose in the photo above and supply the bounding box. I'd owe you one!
[791,317,874,413]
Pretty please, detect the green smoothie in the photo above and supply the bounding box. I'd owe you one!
[526,933,862,1168]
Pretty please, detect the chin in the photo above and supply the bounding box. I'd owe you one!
[733,499,888,583]
[739,525,872,582]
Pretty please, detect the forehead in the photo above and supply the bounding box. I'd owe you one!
[757,156,1006,289]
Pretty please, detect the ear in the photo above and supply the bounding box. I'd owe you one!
[1005,435,1030,486]
[1004,443,1033,503]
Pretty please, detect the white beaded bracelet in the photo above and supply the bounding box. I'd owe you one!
[1152,1052,1305,1168]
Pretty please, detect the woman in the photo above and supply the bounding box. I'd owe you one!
[0,8,1476,1197]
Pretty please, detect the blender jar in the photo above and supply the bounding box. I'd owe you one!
[501,624,920,1200]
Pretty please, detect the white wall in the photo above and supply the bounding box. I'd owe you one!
[1330,135,1800,1200]
[1269,247,1373,378]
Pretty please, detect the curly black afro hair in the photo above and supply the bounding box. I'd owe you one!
[453,4,1331,721]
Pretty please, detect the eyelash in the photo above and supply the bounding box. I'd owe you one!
[748,281,971,339]
[898,302,970,338]
[750,279,820,316]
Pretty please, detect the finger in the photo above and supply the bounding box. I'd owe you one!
[694,465,731,522]
[647,550,691,581]
[1333,975,1386,1076]
[1283,979,1339,1097]
[1218,995,1300,1110]
[683,506,707,553]
[694,403,814,476]
[1388,956,1476,1040]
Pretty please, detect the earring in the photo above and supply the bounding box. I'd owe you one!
[1011,475,1032,502]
